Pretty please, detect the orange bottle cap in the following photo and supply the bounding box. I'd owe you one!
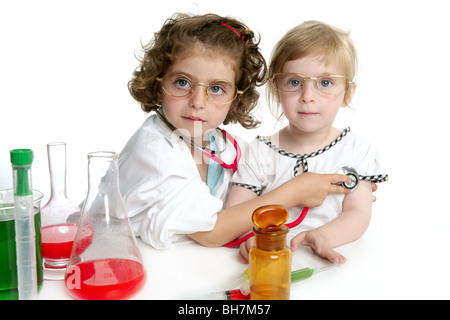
[252,205,288,229]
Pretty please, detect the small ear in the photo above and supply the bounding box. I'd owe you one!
[157,90,162,102]
[342,82,357,108]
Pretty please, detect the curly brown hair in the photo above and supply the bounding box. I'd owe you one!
[128,13,267,129]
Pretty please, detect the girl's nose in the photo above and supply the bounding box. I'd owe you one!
[189,86,208,109]
[299,81,316,103]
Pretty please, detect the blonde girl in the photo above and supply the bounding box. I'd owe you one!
[228,21,387,262]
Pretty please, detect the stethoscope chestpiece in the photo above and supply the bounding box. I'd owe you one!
[335,166,359,192]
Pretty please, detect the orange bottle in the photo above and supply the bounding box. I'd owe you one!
[249,205,291,300]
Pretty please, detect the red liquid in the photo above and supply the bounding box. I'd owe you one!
[41,224,78,259]
[65,259,146,300]
[72,225,94,257]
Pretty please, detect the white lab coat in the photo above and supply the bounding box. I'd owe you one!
[118,114,240,249]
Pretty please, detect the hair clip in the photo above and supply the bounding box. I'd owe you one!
[221,22,245,41]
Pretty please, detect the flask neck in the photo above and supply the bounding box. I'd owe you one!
[84,152,125,220]
[86,152,120,195]
[253,226,288,251]
[47,143,68,200]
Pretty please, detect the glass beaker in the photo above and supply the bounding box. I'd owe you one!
[64,152,146,300]
[0,189,43,300]
[40,142,80,280]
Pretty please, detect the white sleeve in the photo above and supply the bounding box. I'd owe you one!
[350,134,386,177]
[232,137,281,192]
[118,127,221,249]
[232,139,267,194]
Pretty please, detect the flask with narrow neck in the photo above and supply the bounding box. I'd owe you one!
[249,205,291,300]
[40,142,80,279]
[64,151,146,300]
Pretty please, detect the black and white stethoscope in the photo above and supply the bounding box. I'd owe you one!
[156,109,241,173]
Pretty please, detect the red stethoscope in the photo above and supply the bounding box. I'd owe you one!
[202,129,241,174]
[157,109,241,173]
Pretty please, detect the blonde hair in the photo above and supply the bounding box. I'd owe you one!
[128,13,267,129]
[267,21,357,118]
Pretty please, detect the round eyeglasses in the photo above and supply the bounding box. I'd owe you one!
[270,73,354,95]
[156,73,243,104]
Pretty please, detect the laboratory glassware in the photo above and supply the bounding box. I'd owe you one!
[9,149,42,299]
[64,151,146,300]
[40,142,81,280]
[249,205,291,300]
[0,189,43,300]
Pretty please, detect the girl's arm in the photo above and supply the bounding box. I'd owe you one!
[224,184,258,209]
[290,181,373,263]
[188,172,351,247]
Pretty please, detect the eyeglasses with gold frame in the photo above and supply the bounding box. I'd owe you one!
[156,73,243,104]
[270,73,355,95]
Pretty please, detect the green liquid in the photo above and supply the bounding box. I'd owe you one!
[0,208,43,300]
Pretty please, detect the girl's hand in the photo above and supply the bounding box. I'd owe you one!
[291,172,351,208]
[239,236,255,264]
[290,229,347,264]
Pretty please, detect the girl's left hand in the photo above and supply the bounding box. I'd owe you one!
[240,227,349,264]
[290,230,347,264]
[239,237,255,264]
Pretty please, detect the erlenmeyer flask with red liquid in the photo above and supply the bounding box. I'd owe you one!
[64,152,146,300]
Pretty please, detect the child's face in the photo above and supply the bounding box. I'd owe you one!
[158,47,237,144]
[279,55,355,135]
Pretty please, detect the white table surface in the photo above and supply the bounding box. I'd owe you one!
[38,238,333,300]
[37,201,450,301]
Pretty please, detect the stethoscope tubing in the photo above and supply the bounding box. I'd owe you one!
[203,129,241,173]
[156,109,241,173]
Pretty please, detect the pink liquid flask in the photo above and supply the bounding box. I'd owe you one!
[41,224,78,261]
[65,258,146,300]
[64,152,146,300]
[40,143,81,280]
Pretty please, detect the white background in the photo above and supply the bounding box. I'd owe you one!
[1,0,449,299]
